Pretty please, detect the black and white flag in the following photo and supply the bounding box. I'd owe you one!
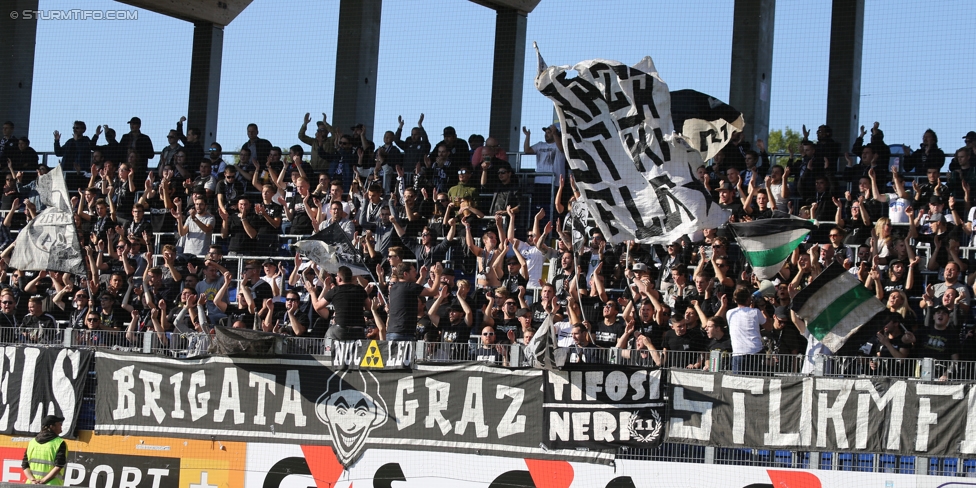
[9,166,86,275]
[669,89,746,162]
[293,223,372,276]
[535,51,730,245]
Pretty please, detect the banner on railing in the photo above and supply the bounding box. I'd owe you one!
[544,368,666,449]
[667,370,976,457]
[329,339,414,370]
[94,351,611,467]
[0,346,93,438]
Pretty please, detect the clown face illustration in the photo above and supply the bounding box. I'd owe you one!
[315,371,388,466]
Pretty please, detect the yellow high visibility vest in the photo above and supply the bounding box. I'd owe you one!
[26,436,64,485]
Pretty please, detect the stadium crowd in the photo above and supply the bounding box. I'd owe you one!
[1,116,976,374]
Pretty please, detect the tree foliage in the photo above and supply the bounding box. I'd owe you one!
[767,127,802,154]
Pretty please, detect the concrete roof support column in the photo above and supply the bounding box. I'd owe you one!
[0,0,39,136]
[729,0,775,147]
[188,22,224,148]
[489,8,526,153]
[332,0,382,142]
[826,0,864,154]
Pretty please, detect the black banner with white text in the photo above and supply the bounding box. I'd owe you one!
[0,346,93,438]
[544,368,666,449]
[94,351,612,467]
[667,370,976,456]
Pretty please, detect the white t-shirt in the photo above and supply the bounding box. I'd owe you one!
[520,243,555,289]
[726,306,765,355]
[183,213,215,256]
[768,182,787,210]
[553,320,575,347]
[531,141,558,184]
[886,193,910,223]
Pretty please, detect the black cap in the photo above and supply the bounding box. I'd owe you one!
[350,123,364,130]
[930,195,945,205]
[443,126,457,136]
[441,267,456,277]
[262,259,276,266]
[718,181,735,192]
[932,305,949,315]
[127,117,141,125]
[42,414,64,427]
[449,303,465,313]
[515,308,532,318]
[963,131,976,140]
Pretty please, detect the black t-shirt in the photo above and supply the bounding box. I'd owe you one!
[473,343,505,365]
[110,178,135,215]
[287,194,314,235]
[145,184,178,233]
[275,309,312,336]
[529,302,550,329]
[226,213,262,254]
[250,280,274,303]
[707,335,733,353]
[500,271,528,296]
[388,282,426,335]
[416,316,433,341]
[631,319,665,350]
[215,178,246,207]
[494,317,521,344]
[762,325,807,355]
[591,318,626,348]
[663,330,705,352]
[440,320,469,343]
[322,284,368,328]
[914,328,960,361]
[254,202,283,235]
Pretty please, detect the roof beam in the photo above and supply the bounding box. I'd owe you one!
[115,0,252,26]
[468,0,541,14]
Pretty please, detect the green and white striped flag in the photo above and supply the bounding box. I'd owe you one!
[729,217,816,279]
[790,263,885,353]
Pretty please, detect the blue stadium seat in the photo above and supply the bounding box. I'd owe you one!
[878,454,896,473]
[899,456,915,474]
[837,452,851,470]
[962,459,976,476]
[856,454,874,472]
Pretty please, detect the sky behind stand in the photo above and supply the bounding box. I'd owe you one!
[24,0,973,165]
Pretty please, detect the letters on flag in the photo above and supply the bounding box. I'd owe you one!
[669,89,746,162]
[9,166,86,275]
[535,52,730,245]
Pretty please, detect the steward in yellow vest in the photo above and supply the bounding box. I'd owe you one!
[22,415,67,485]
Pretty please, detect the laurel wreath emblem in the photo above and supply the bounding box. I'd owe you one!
[628,409,663,443]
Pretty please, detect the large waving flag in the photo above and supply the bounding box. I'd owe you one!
[9,166,86,275]
[790,264,885,353]
[534,48,730,245]
[728,217,816,279]
[669,89,746,162]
